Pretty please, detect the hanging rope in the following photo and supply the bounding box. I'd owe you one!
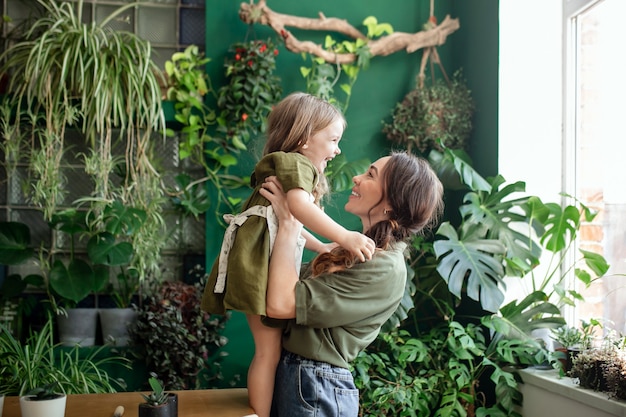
[417,0,450,89]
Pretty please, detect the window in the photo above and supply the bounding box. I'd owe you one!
[565,0,626,334]
[500,0,626,335]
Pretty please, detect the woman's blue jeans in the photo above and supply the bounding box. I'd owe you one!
[271,350,359,417]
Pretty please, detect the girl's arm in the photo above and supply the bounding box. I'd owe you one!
[286,188,374,262]
[301,229,337,254]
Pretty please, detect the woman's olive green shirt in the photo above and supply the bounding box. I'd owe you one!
[272,242,408,369]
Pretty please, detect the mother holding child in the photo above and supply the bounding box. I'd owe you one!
[202,92,444,417]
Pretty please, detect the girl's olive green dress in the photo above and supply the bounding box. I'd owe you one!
[201,152,318,316]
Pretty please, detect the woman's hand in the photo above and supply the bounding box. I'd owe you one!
[260,175,300,319]
[260,176,294,222]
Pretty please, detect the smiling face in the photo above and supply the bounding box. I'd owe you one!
[345,156,391,230]
[299,118,344,173]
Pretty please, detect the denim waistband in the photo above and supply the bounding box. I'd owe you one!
[281,350,348,372]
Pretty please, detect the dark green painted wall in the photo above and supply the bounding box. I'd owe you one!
[203,0,499,387]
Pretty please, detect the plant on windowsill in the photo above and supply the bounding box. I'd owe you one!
[570,332,624,393]
[550,319,600,374]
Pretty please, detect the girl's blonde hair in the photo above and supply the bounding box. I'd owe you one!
[264,92,346,203]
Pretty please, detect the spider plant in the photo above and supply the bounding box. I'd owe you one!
[0,0,167,278]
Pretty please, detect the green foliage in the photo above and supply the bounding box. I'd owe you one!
[382,70,474,154]
[421,145,610,314]
[300,16,391,113]
[164,41,281,220]
[359,141,612,415]
[0,0,168,283]
[353,317,540,417]
[0,318,129,396]
[129,274,230,390]
[141,376,169,406]
[24,382,63,401]
[217,38,283,144]
[0,199,148,309]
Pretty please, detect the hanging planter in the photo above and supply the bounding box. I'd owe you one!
[382,64,474,155]
[382,10,474,155]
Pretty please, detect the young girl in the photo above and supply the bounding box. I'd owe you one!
[201,92,375,417]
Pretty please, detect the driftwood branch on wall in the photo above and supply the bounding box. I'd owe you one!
[238,0,460,64]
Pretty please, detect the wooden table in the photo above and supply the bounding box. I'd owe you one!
[2,388,255,417]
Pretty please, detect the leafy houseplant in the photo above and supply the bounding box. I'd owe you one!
[353,143,610,416]
[216,38,283,145]
[0,0,167,280]
[129,274,230,390]
[382,70,474,154]
[0,317,129,397]
[139,376,177,417]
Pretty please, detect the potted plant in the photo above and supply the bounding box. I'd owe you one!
[139,376,177,417]
[551,319,601,374]
[0,0,168,281]
[99,266,140,346]
[0,317,129,401]
[129,273,230,390]
[604,345,626,401]
[382,69,474,155]
[19,382,67,417]
[0,194,150,345]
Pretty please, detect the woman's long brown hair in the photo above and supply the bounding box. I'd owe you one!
[311,152,444,276]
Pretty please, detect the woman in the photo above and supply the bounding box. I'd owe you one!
[259,151,444,417]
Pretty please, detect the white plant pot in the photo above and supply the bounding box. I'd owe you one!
[19,394,66,417]
[0,393,4,417]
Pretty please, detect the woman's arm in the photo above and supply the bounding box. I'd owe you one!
[260,177,300,319]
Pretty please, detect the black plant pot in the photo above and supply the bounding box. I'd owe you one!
[167,393,178,417]
[138,394,178,417]
[138,403,171,417]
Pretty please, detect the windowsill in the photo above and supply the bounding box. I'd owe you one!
[519,368,626,417]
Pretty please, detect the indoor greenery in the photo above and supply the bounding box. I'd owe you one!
[353,143,610,416]
[0,0,167,280]
[140,376,169,407]
[0,199,146,311]
[0,317,130,396]
[164,41,280,221]
[382,70,474,154]
[129,273,230,390]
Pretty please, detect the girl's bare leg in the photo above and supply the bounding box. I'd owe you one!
[246,314,282,417]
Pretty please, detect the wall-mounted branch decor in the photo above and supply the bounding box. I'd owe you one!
[239,0,460,64]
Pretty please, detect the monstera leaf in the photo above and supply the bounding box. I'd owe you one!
[434,222,506,313]
[0,222,34,265]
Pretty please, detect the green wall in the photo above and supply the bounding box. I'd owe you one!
[203,0,499,387]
